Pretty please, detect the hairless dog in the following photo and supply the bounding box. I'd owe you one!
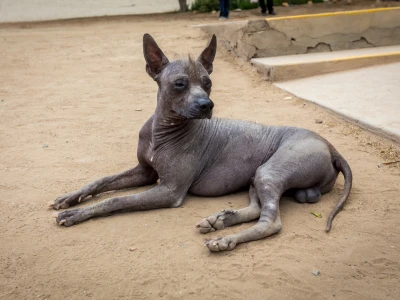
[52,34,352,252]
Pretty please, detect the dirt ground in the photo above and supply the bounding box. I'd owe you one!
[1,2,400,300]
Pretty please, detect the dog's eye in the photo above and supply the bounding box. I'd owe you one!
[203,77,212,89]
[174,79,187,90]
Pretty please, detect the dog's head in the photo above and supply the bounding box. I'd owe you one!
[143,34,216,120]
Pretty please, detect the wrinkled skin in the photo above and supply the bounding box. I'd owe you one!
[52,34,352,252]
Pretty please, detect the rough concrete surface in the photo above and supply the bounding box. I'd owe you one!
[198,7,400,60]
[0,0,195,22]
[251,45,400,81]
[275,62,400,141]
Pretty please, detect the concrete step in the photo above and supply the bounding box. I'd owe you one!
[197,7,400,61]
[251,45,400,81]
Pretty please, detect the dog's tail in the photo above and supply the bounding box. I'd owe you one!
[326,150,353,232]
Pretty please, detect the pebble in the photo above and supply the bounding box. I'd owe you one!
[284,96,292,100]
[282,2,289,7]
[315,119,323,124]
[42,144,48,148]
[129,247,137,252]
[312,269,320,276]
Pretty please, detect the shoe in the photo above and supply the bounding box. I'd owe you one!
[261,12,267,16]
[269,10,276,15]
[219,16,227,20]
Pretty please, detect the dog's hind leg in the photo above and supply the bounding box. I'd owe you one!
[204,164,283,252]
[52,164,158,210]
[204,138,336,252]
[196,185,261,233]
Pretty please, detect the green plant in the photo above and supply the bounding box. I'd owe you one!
[190,0,259,12]
[190,0,324,13]
[231,0,259,10]
[281,0,324,4]
[190,0,219,12]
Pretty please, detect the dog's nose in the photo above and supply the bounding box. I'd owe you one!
[196,98,214,111]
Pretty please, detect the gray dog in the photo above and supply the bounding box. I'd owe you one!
[52,34,352,252]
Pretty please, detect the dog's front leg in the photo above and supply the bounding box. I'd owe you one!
[52,164,158,210]
[56,184,184,226]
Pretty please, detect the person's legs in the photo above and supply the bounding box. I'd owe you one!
[219,0,229,18]
[259,0,267,15]
[267,0,275,15]
[219,0,224,17]
[224,0,230,18]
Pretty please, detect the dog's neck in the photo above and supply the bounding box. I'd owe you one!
[151,104,202,150]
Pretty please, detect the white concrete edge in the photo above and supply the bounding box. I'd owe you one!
[274,83,400,143]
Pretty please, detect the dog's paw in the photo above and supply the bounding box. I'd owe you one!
[204,236,238,252]
[56,209,90,227]
[196,209,236,233]
[51,188,93,210]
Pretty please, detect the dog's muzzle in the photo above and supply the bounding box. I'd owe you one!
[193,98,214,119]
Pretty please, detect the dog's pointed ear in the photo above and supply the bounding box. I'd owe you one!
[197,34,217,75]
[143,34,169,79]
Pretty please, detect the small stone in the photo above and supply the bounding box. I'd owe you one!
[315,119,323,124]
[42,144,48,148]
[234,8,242,12]
[129,247,136,252]
[284,96,292,100]
[307,1,313,5]
[135,108,142,111]
[211,10,216,14]
[377,163,382,168]
[282,2,289,7]
[312,269,320,276]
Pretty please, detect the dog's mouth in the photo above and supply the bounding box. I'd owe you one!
[169,110,188,120]
[170,109,212,120]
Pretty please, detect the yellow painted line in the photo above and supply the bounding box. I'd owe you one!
[266,7,400,21]
[284,52,400,66]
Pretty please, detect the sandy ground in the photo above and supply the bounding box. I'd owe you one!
[1,3,400,300]
[0,0,196,23]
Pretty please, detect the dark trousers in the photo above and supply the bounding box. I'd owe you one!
[219,0,229,18]
[259,0,273,14]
